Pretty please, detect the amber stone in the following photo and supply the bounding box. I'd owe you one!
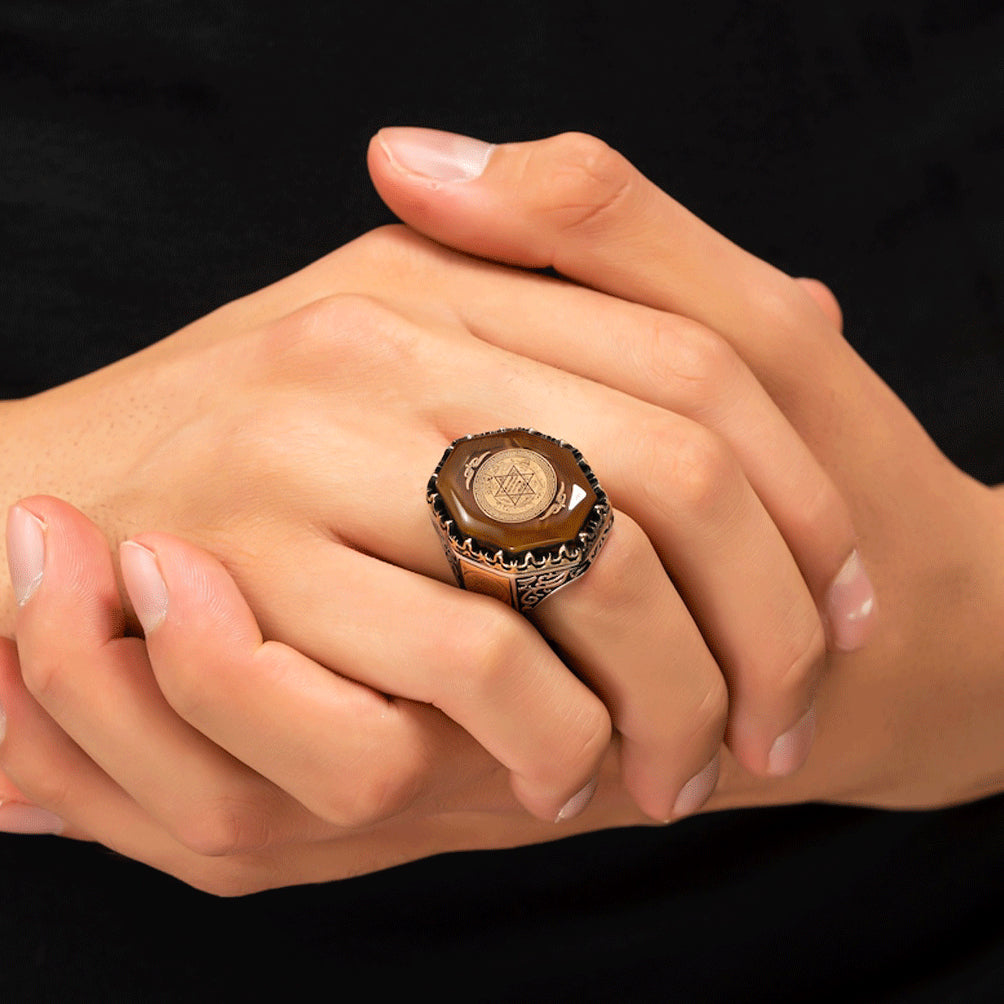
[433,429,601,556]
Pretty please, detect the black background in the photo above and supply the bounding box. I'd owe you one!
[2,2,1003,1000]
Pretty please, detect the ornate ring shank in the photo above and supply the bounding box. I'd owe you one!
[427,428,613,613]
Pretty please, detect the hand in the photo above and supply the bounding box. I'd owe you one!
[366,127,1004,811]
[10,121,1000,891]
[0,218,864,835]
[1,497,633,894]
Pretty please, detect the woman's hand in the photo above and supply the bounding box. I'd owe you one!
[0,221,865,830]
[366,127,1004,812]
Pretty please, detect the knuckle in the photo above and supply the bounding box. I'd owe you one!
[527,131,633,234]
[261,293,420,375]
[748,276,844,354]
[444,601,524,697]
[173,794,273,859]
[638,317,745,416]
[526,691,610,796]
[652,421,741,519]
[799,277,844,331]
[322,757,423,829]
[6,770,71,818]
[18,651,65,705]
[747,279,806,340]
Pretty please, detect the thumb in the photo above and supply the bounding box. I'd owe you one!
[367,126,672,271]
[367,128,915,467]
[367,127,837,388]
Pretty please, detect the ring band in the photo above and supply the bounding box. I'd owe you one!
[427,428,613,612]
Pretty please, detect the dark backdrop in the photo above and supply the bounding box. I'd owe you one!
[2,2,1002,1000]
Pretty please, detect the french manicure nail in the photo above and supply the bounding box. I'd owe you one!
[826,549,876,651]
[120,541,168,634]
[768,705,816,777]
[378,127,494,184]
[672,754,721,819]
[6,505,46,607]
[555,776,598,823]
[0,801,64,835]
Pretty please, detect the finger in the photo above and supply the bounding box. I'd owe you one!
[0,629,148,845]
[532,514,727,820]
[385,235,869,650]
[128,529,611,824]
[795,277,844,331]
[239,238,871,653]
[8,497,339,854]
[1,505,519,895]
[0,634,315,896]
[367,128,886,454]
[229,296,830,776]
[2,627,589,896]
[222,315,820,780]
[419,347,827,776]
[0,637,68,835]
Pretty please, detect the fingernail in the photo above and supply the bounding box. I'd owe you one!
[555,776,598,823]
[0,801,64,835]
[120,541,168,634]
[672,754,720,819]
[6,505,46,607]
[826,549,876,651]
[377,127,494,184]
[768,705,816,777]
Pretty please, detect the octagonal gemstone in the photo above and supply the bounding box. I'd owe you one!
[433,429,599,556]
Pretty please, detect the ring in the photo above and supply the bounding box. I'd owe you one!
[427,428,613,612]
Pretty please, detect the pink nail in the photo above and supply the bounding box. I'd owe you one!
[672,755,720,819]
[826,550,876,651]
[120,541,168,634]
[555,776,598,822]
[378,127,494,184]
[0,801,64,835]
[768,705,816,777]
[6,505,46,607]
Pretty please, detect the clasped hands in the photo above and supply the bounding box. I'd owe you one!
[1,130,1001,895]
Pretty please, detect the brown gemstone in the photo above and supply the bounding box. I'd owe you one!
[432,429,601,556]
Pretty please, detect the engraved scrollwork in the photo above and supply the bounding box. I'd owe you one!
[541,481,567,519]
[515,563,586,609]
[463,451,491,490]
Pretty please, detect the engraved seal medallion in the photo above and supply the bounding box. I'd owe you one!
[427,428,613,612]
[472,448,557,523]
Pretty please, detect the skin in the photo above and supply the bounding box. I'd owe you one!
[2,131,999,896]
[365,129,1004,808]
[0,223,864,823]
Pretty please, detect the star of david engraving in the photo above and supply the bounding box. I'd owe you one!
[490,464,540,508]
[470,446,558,522]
